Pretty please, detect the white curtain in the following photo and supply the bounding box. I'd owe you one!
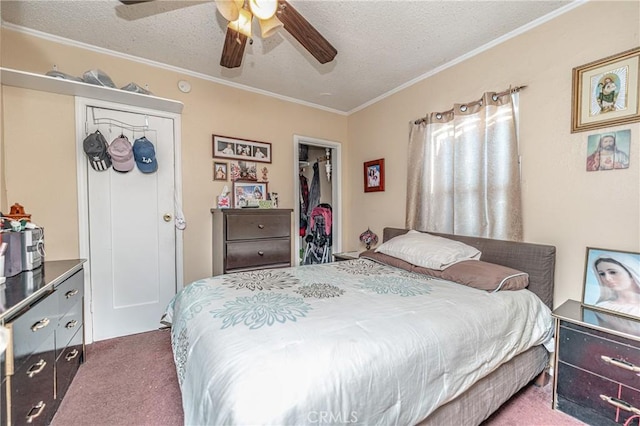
[406,91,522,241]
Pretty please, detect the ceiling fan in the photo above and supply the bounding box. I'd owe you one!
[118,0,337,69]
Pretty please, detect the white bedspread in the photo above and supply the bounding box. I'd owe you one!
[163,259,553,425]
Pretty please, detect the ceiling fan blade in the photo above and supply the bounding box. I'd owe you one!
[276,0,337,64]
[220,28,248,68]
[118,1,152,4]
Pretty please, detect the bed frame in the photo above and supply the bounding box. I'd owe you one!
[382,228,556,425]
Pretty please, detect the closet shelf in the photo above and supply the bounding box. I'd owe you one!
[1,67,183,114]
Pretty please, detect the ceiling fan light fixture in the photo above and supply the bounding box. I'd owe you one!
[228,7,253,38]
[248,0,277,20]
[215,0,244,22]
[258,15,283,38]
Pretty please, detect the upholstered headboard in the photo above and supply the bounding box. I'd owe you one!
[382,228,556,309]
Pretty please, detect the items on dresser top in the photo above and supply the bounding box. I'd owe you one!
[211,208,293,275]
[552,299,640,425]
[1,228,44,279]
[0,259,86,426]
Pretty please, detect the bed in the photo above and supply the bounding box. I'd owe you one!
[164,227,556,425]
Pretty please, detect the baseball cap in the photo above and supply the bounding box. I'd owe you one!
[108,136,135,172]
[82,131,111,171]
[133,137,158,173]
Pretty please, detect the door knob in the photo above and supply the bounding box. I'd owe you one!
[163,214,172,222]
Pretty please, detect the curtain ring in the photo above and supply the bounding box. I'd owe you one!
[460,105,467,112]
[436,113,442,120]
[492,94,499,101]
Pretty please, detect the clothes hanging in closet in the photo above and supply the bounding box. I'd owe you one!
[306,161,321,234]
[299,172,309,236]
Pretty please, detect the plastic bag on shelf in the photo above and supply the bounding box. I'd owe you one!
[120,82,152,95]
[82,69,116,88]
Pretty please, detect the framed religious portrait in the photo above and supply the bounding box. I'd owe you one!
[232,182,268,208]
[581,247,640,321]
[363,158,385,193]
[571,47,640,133]
[585,129,631,171]
[212,134,272,163]
[213,161,228,181]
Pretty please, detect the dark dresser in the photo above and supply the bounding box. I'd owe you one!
[552,299,640,425]
[211,209,293,275]
[0,259,85,425]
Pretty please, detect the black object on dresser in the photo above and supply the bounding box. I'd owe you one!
[552,299,640,425]
[0,260,85,426]
[211,209,293,275]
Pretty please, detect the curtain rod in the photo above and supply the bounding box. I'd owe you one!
[413,85,527,125]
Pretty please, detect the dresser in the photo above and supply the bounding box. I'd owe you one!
[211,209,293,275]
[552,299,640,425]
[0,260,85,426]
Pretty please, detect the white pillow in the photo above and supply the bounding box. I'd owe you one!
[374,230,481,270]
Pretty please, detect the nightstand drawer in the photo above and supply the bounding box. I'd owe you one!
[559,322,640,390]
[558,362,640,425]
[226,239,290,270]
[226,214,290,240]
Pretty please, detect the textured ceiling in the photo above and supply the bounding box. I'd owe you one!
[1,0,578,113]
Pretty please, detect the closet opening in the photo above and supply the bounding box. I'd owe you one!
[293,136,342,266]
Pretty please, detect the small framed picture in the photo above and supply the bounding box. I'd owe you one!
[586,129,631,171]
[212,134,272,163]
[233,181,268,208]
[230,161,258,181]
[363,158,385,193]
[581,247,640,321]
[213,161,228,181]
[571,47,640,133]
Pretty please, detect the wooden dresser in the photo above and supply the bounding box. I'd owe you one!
[211,209,293,275]
[0,260,85,426]
[552,299,640,425]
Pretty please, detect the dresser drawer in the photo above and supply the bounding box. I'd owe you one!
[557,362,640,425]
[57,270,84,318]
[56,325,84,401]
[226,213,290,240]
[11,290,57,362]
[10,332,55,426]
[226,239,291,271]
[559,322,640,390]
[55,299,83,360]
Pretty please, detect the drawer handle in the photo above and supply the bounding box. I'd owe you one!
[601,355,640,373]
[258,224,265,229]
[26,401,46,423]
[65,349,79,361]
[65,288,79,298]
[600,395,640,415]
[31,318,50,332]
[65,319,78,329]
[26,359,47,378]
[258,251,264,256]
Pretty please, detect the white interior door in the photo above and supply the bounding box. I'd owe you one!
[83,105,177,341]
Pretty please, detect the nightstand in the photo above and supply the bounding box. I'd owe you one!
[332,251,362,261]
[552,299,640,425]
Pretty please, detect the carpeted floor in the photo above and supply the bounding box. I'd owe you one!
[52,330,584,426]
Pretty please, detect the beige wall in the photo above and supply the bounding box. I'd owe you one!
[347,1,640,307]
[0,29,348,284]
[2,1,639,307]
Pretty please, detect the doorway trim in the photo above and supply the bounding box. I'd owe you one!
[75,97,184,344]
[293,135,342,265]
